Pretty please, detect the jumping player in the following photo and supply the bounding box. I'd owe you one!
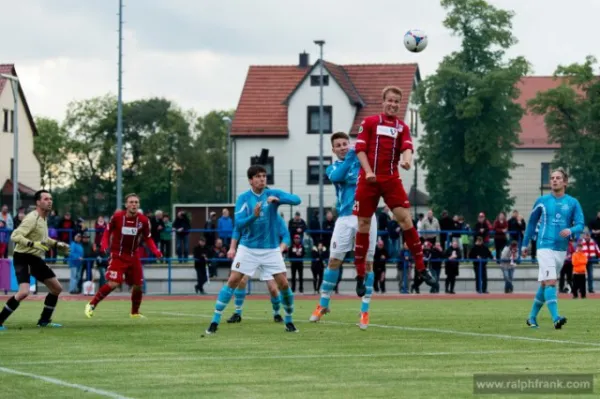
[522,168,584,329]
[225,214,290,323]
[205,165,301,334]
[84,193,163,319]
[353,86,435,296]
[309,132,378,329]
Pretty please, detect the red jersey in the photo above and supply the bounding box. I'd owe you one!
[355,113,413,178]
[101,210,152,257]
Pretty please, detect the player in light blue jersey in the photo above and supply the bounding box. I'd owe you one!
[205,165,301,335]
[309,132,378,330]
[522,167,584,329]
[225,214,290,324]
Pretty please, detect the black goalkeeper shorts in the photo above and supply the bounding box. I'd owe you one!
[13,252,56,284]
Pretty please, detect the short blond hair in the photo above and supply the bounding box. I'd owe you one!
[382,86,403,100]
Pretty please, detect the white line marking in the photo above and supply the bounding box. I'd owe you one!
[0,367,133,399]
[153,311,600,348]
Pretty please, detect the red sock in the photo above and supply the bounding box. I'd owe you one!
[403,227,425,271]
[90,284,114,307]
[354,232,370,278]
[131,287,143,314]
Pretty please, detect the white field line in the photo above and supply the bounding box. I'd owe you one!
[0,366,133,399]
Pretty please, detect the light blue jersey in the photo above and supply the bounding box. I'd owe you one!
[326,148,360,217]
[233,214,290,247]
[235,188,301,249]
[522,193,585,252]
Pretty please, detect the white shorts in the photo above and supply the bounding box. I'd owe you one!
[536,249,566,282]
[330,214,378,262]
[232,245,287,281]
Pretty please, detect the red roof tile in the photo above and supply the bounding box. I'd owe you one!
[231,61,418,137]
[0,64,13,97]
[1,179,37,196]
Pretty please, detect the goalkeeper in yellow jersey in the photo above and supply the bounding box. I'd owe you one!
[0,190,69,330]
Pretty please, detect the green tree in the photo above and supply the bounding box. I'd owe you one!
[415,0,530,221]
[34,116,69,190]
[528,56,600,219]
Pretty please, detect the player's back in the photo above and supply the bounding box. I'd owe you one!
[535,194,583,251]
[108,210,150,256]
[237,189,282,250]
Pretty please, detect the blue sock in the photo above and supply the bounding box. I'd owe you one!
[211,286,234,324]
[271,293,281,316]
[544,285,560,322]
[281,287,294,324]
[234,288,246,315]
[319,268,340,309]
[529,285,545,320]
[361,271,375,313]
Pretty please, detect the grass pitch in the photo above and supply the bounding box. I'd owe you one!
[0,295,599,398]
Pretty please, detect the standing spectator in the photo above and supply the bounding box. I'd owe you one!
[94,216,107,249]
[500,240,519,293]
[211,239,228,275]
[425,242,444,293]
[469,236,493,294]
[288,234,305,293]
[507,210,526,245]
[310,242,327,294]
[474,212,491,244]
[443,241,461,294]
[493,212,509,262]
[589,211,600,246]
[559,238,575,293]
[571,246,588,299]
[0,205,13,231]
[451,214,464,244]
[438,210,454,250]
[420,210,440,246]
[151,211,165,251]
[68,233,84,294]
[92,243,107,288]
[173,211,191,262]
[289,212,307,242]
[160,214,172,259]
[47,210,59,229]
[193,238,209,294]
[387,216,401,260]
[204,212,217,249]
[58,212,74,243]
[460,218,472,257]
[321,210,335,250]
[373,239,388,293]
[378,206,391,251]
[578,230,600,294]
[397,242,412,293]
[217,209,233,248]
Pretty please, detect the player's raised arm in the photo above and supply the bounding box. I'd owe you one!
[570,199,586,236]
[326,149,356,183]
[267,189,301,206]
[522,199,543,249]
[234,194,258,229]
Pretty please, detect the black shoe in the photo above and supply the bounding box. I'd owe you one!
[356,276,366,297]
[205,322,218,335]
[418,269,436,286]
[554,317,567,330]
[226,313,242,323]
[285,322,299,333]
[273,314,283,323]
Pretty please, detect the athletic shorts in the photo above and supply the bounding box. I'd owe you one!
[536,249,566,282]
[330,214,378,262]
[232,245,287,281]
[13,252,55,284]
[353,177,410,218]
[106,254,144,286]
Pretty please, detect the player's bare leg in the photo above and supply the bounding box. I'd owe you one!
[354,216,373,297]
[272,272,297,332]
[392,206,436,288]
[85,280,120,318]
[205,270,246,334]
[38,277,63,327]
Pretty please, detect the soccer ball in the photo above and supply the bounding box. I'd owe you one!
[404,29,428,53]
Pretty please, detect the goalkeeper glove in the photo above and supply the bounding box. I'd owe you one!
[27,241,49,252]
[56,242,70,256]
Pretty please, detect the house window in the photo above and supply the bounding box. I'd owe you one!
[310,75,329,86]
[541,162,550,187]
[250,156,274,185]
[9,110,14,132]
[307,106,332,134]
[2,109,8,132]
[307,156,332,185]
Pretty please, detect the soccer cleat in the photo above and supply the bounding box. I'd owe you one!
[273,314,283,323]
[526,318,539,328]
[37,321,62,328]
[358,311,369,330]
[0,325,6,331]
[130,313,147,319]
[226,313,242,323]
[356,276,366,297]
[554,316,567,330]
[309,305,330,322]
[285,322,299,333]
[418,268,436,287]
[205,322,218,335]
[84,303,95,318]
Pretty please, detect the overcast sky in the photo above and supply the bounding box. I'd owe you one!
[3,0,599,122]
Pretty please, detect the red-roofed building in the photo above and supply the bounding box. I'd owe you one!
[0,64,41,210]
[231,53,429,221]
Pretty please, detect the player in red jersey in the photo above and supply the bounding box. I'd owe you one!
[84,193,162,318]
[353,86,436,296]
